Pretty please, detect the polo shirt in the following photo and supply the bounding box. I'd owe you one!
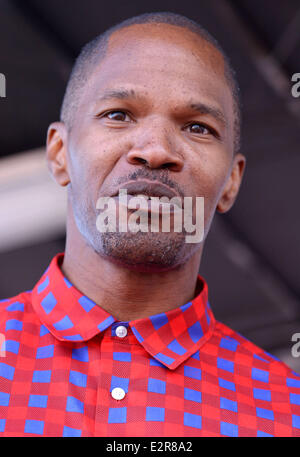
[0,252,299,437]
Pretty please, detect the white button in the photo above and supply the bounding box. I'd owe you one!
[116,325,127,338]
[111,387,126,400]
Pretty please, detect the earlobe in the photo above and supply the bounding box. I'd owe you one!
[217,153,246,213]
[46,121,70,187]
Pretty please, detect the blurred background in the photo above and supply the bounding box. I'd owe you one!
[0,0,300,371]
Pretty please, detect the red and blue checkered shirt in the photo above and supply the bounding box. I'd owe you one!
[0,252,299,437]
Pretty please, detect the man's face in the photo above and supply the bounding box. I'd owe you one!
[50,23,245,271]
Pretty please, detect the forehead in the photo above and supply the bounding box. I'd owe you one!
[108,23,225,70]
[81,23,232,124]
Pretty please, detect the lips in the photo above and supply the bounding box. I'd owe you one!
[112,180,182,202]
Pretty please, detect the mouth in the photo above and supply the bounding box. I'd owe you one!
[111,180,183,208]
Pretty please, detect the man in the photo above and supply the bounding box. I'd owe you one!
[0,11,299,437]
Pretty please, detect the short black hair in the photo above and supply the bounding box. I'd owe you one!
[60,11,242,153]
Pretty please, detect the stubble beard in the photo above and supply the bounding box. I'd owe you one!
[71,193,194,271]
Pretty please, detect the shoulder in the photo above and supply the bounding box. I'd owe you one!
[210,321,300,388]
[0,290,34,336]
[213,319,300,384]
[215,321,300,374]
[211,320,300,434]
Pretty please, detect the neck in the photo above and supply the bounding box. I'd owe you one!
[61,216,203,321]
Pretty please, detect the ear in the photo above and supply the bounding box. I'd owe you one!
[217,153,246,213]
[46,121,70,187]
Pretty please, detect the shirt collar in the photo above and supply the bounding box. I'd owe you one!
[32,253,216,370]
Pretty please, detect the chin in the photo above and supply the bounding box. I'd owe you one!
[92,230,194,272]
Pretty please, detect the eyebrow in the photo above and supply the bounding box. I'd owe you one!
[188,102,227,128]
[96,88,227,128]
[96,88,139,102]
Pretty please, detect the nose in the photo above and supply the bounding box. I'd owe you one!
[126,117,184,171]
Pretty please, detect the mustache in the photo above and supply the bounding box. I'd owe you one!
[113,168,185,199]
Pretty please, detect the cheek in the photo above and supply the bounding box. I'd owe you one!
[190,152,231,216]
[67,126,124,199]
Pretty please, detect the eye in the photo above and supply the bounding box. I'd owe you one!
[103,110,131,122]
[185,122,216,136]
